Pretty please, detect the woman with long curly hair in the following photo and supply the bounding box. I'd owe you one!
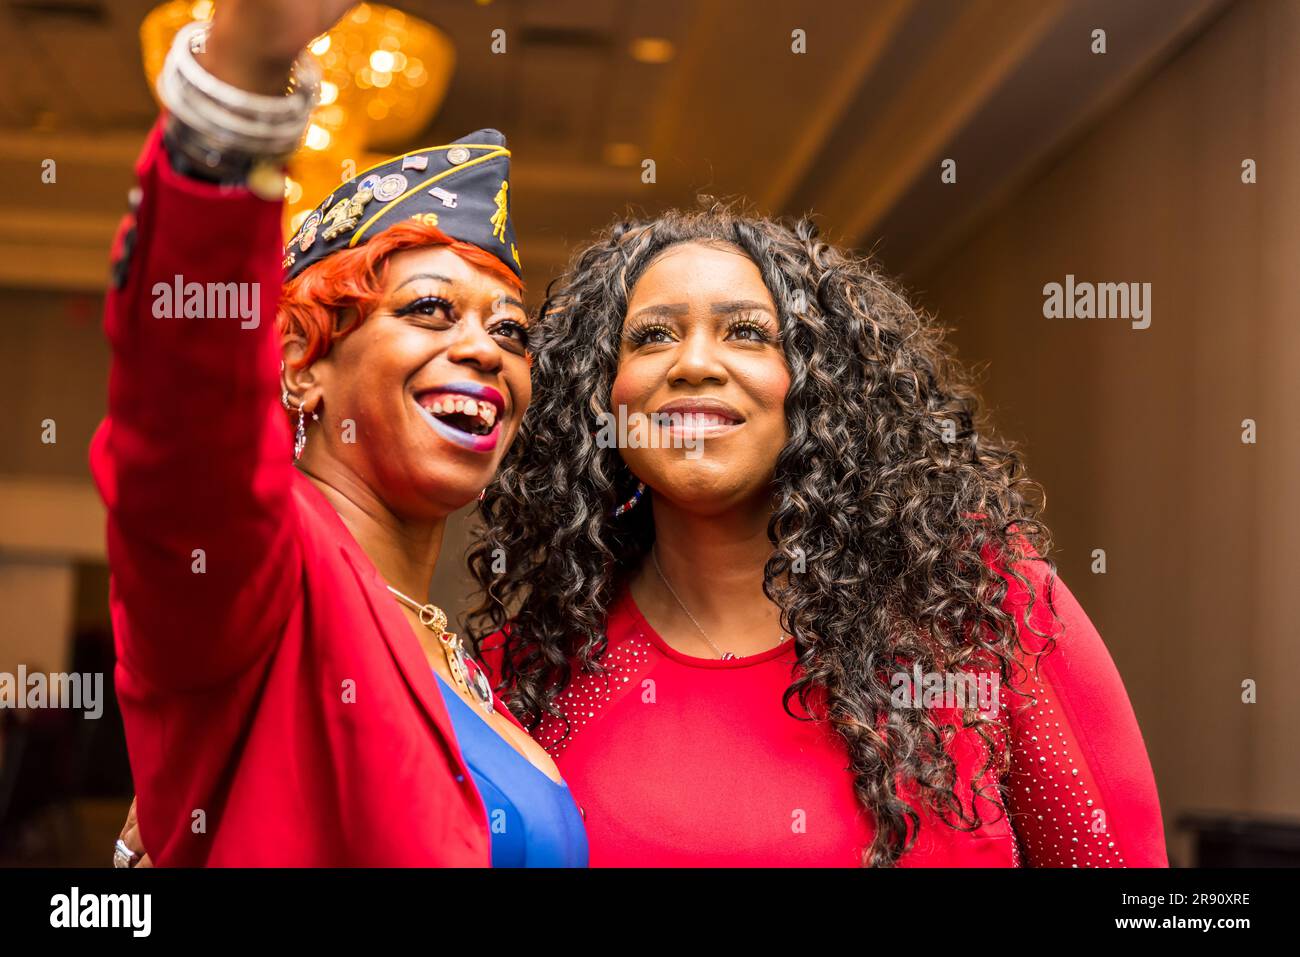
[467,203,1167,867]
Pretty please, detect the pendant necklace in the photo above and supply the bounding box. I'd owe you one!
[388,584,495,715]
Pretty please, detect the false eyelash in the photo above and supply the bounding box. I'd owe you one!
[492,318,531,347]
[623,321,675,346]
[395,295,453,318]
[726,314,776,342]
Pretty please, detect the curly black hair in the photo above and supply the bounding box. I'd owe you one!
[466,201,1063,866]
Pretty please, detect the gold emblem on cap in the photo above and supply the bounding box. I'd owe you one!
[447,146,471,165]
[490,180,509,243]
[320,186,374,242]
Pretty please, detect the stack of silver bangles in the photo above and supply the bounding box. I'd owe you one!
[156,20,321,189]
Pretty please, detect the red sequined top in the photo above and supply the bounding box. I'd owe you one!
[484,548,1168,867]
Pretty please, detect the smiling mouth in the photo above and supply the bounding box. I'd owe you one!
[418,392,498,436]
[656,411,743,437]
[413,387,505,453]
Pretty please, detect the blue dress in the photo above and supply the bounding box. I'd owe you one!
[433,671,589,867]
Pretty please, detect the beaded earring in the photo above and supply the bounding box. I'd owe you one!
[611,481,646,518]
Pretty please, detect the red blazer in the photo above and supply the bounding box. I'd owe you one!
[90,116,517,866]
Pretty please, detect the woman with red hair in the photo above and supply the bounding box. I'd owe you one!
[96,0,586,866]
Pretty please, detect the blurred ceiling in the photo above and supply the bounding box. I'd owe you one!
[0,0,1230,296]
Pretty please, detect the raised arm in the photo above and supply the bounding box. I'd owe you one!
[997,548,1168,867]
[89,2,352,690]
[90,117,298,689]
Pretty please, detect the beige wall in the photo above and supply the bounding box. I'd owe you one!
[0,289,108,481]
[911,0,1300,865]
[0,290,111,673]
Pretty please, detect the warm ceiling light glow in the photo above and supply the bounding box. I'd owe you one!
[142,1,456,237]
[630,37,675,64]
[603,142,641,167]
[304,124,331,150]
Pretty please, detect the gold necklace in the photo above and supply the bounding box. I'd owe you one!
[650,546,790,660]
[387,585,495,715]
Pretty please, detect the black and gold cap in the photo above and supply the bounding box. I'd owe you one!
[282,128,520,282]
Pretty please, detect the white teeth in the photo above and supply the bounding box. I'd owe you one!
[420,393,498,432]
[673,412,731,428]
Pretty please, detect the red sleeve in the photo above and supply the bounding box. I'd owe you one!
[996,544,1168,867]
[89,114,301,692]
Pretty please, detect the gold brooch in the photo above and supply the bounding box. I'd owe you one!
[320,186,374,242]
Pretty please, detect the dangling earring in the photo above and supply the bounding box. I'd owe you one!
[612,481,646,518]
[282,388,317,461]
[294,404,308,460]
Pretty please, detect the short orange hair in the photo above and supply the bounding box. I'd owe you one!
[278,220,524,369]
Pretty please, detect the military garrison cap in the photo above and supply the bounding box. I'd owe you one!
[282,128,520,282]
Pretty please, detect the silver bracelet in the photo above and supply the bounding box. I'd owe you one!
[172,22,316,121]
[157,20,321,183]
[159,21,319,149]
